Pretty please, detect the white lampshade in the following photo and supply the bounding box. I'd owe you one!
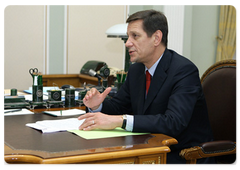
[106,23,128,38]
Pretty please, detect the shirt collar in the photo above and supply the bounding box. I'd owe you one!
[145,53,163,77]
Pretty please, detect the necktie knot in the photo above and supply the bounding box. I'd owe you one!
[146,70,151,95]
[146,70,151,81]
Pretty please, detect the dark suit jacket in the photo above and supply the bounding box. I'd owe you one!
[101,48,214,163]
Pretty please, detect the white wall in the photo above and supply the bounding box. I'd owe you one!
[4,5,126,90]
[67,6,126,74]
[4,6,45,90]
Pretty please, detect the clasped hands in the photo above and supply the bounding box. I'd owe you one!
[78,87,123,131]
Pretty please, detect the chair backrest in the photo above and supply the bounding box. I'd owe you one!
[201,60,236,142]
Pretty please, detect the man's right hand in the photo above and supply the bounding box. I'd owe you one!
[83,87,112,110]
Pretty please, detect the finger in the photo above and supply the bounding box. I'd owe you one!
[83,95,90,104]
[78,112,94,120]
[84,93,90,100]
[90,88,98,96]
[82,124,97,131]
[79,118,96,130]
[86,88,95,97]
[84,88,98,100]
[101,87,112,98]
[86,91,92,98]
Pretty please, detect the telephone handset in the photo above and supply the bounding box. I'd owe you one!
[80,61,106,75]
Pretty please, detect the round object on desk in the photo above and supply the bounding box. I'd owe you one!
[47,90,62,101]
[10,88,17,96]
[32,85,43,102]
[65,88,75,107]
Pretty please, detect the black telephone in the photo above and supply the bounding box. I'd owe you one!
[80,60,106,75]
[61,84,75,90]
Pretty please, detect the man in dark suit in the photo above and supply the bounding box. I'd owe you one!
[78,10,214,163]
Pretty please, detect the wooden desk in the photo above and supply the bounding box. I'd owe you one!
[4,107,178,164]
[42,74,99,88]
[42,74,115,88]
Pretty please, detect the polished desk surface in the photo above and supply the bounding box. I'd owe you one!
[4,106,178,164]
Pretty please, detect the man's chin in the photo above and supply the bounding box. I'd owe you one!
[130,56,138,63]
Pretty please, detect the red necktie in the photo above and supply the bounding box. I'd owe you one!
[146,70,151,95]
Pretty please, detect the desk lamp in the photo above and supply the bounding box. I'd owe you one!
[106,23,131,72]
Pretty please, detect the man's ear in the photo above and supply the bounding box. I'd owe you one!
[153,30,163,46]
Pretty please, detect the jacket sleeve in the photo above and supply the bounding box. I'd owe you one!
[101,67,133,115]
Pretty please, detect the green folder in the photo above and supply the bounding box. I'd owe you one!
[68,127,149,140]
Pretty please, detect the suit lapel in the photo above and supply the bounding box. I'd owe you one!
[143,49,171,114]
[137,69,146,115]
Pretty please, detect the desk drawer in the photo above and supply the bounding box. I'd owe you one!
[85,154,165,164]
[138,154,165,164]
[89,157,136,164]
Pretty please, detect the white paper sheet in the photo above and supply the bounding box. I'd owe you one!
[26,118,85,133]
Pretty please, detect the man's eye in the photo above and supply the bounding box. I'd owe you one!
[133,34,138,38]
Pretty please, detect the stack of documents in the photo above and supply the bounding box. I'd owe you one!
[26,118,85,133]
[26,115,149,139]
[26,118,149,139]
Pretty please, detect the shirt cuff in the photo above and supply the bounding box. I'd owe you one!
[88,103,103,113]
[125,115,134,132]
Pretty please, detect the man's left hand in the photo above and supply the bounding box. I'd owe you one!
[78,112,123,131]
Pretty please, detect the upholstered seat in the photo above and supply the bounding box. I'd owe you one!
[180,59,236,164]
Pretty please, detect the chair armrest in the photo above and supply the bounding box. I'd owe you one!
[179,140,236,163]
[200,140,236,154]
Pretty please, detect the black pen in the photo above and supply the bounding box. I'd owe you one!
[4,109,22,114]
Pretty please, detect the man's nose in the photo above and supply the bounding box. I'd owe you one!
[125,38,133,48]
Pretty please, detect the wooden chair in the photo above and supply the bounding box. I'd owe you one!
[179,59,236,164]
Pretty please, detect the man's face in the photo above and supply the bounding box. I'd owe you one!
[126,20,155,64]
